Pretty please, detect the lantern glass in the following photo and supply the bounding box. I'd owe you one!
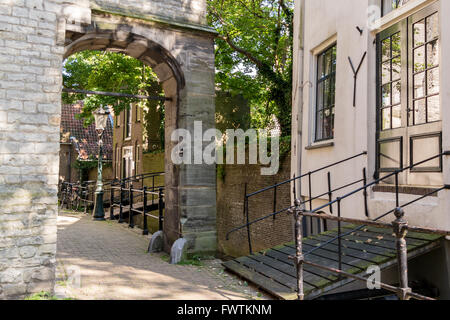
[93,106,110,131]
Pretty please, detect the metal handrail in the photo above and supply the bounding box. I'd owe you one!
[289,200,450,301]
[246,151,368,198]
[233,151,368,254]
[311,151,450,214]
[226,177,365,240]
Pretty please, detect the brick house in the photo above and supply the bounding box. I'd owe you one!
[60,102,113,184]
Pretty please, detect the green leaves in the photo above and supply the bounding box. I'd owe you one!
[62,50,161,126]
[208,0,293,136]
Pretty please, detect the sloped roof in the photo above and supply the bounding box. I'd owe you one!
[60,102,113,161]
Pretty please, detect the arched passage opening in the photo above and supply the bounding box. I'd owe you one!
[62,18,185,252]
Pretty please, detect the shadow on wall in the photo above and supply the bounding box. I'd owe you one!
[217,153,292,258]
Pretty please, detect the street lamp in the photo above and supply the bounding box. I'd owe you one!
[92,105,110,221]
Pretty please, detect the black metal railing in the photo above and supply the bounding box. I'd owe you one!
[303,151,450,275]
[228,150,450,300]
[59,171,165,234]
[227,151,368,254]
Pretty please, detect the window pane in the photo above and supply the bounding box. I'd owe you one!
[383,0,411,16]
[382,61,391,84]
[331,46,337,73]
[392,81,401,105]
[382,108,391,130]
[426,13,439,42]
[391,33,401,57]
[413,46,425,72]
[414,20,425,47]
[316,111,324,140]
[412,135,440,169]
[427,40,439,68]
[414,72,425,99]
[414,99,426,125]
[382,83,391,107]
[427,68,440,95]
[318,53,324,78]
[379,139,401,169]
[317,81,324,111]
[324,109,334,139]
[324,78,332,107]
[315,45,336,141]
[382,37,391,61]
[392,106,402,128]
[324,50,332,75]
[427,95,440,122]
[392,56,401,81]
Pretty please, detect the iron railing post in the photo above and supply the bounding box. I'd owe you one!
[326,171,333,231]
[158,187,164,231]
[118,182,125,223]
[393,207,411,300]
[273,186,277,220]
[129,185,134,228]
[308,172,312,236]
[143,186,148,235]
[82,182,87,214]
[244,183,253,254]
[395,171,400,208]
[110,184,115,220]
[337,198,343,274]
[289,199,305,301]
[363,168,369,217]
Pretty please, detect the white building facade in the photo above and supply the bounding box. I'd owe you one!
[292,0,450,296]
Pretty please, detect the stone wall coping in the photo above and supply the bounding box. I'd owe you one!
[90,5,218,36]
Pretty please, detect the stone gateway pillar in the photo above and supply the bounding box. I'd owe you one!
[0,0,216,299]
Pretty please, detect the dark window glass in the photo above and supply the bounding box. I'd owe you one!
[411,12,440,126]
[378,31,402,130]
[125,106,132,138]
[382,0,410,16]
[315,44,336,142]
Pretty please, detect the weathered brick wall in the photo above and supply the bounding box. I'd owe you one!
[0,0,64,299]
[217,154,292,258]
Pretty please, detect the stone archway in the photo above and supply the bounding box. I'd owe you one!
[63,10,217,254]
[0,1,216,299]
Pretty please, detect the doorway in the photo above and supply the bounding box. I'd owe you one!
[376,2,442,186]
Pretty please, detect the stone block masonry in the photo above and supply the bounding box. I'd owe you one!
[0,0,216,299]
[0,0,65,299]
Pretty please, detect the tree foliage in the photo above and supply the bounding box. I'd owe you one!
[62,50,163,126]
[208,0,294,136]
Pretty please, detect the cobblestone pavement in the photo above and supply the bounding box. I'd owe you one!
[55,211,269,300]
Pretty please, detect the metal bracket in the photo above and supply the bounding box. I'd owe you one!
[348,52,367,107]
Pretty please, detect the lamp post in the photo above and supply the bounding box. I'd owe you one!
[92,105,110,221]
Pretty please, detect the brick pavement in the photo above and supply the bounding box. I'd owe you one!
[55,211,268,300]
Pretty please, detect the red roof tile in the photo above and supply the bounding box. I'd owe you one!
[60,102,113,161]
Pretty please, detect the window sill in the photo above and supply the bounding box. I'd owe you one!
[372,184,440,197]
[305,141,334,150]
[370,0,436,33]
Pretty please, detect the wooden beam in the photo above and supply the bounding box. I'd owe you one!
[62,88,171,101]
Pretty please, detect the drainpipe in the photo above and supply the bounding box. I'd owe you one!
[291,0,305,203]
